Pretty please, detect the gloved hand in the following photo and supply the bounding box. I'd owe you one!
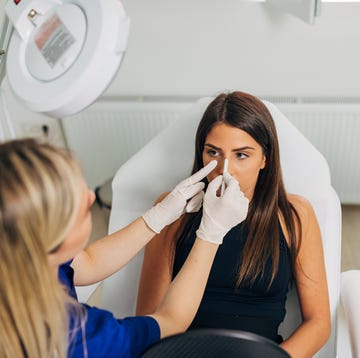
[142,160,217,233]
[196,172,249,244]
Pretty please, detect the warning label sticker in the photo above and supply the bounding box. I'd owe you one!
[34,15,75,68]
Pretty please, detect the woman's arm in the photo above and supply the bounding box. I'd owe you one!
[71,161,217,286]
[71,216,156,286]
[280,195,331,358]
[147,173,249,338]
[148,238,218,337]
[136,198,181,315]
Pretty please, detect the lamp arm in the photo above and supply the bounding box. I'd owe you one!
[0,14,13,87]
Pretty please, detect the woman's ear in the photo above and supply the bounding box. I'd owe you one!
[260,155,266,169]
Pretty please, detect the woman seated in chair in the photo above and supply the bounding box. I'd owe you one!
[136,91,331,358]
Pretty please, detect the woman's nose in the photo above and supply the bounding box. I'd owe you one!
[219,158,229,175]
[216,159,223,174]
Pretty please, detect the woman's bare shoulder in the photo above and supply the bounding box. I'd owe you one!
[287,193,317,223]
[279,194,318,246]
[287,193,311,206]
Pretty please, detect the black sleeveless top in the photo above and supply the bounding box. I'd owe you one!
[172,212,291,343]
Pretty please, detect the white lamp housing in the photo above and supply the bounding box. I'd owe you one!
[5,0,130,118]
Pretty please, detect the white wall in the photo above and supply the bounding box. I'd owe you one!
[106,1,360,98]
[2,1,360,136]
[0,79,65,145]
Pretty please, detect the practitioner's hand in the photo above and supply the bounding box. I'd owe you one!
[142,160,217,233]
[196,173,249,244]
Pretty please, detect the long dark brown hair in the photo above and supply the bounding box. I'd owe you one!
[174,91,301,287]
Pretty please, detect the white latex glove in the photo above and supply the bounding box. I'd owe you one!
[142,160,217,233]
[196,172,249,244]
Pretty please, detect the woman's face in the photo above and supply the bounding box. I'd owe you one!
[202,123,266,200]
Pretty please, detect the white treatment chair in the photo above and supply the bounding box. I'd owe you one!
[341,270,360,358]
[104,97,342,358]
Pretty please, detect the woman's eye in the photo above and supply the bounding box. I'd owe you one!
[236,152,248,159]
[206,149,219,157]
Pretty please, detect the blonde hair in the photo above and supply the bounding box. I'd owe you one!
[0,138,83,357]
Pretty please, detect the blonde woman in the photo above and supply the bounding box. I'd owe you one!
[0,138,248,357]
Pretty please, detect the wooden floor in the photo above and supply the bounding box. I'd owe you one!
[341,205,360,271]
[338,205,360,358]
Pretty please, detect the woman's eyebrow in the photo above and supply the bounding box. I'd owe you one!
[204,143,255,151]
[232,146,255,152]
[204,143,222,151]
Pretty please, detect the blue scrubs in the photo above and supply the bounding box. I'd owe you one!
[59,261,160,358]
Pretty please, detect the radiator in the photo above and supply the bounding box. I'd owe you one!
[275,101,360,204]
[61,97,360,204]
[61,100,192,189]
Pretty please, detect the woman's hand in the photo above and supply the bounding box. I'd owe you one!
[196,173,249,244]
[142,160,217,233]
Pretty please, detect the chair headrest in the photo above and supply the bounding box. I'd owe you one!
[112,97,331,217]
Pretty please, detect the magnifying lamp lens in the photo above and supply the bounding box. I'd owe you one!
[6,0,130,118]
[26,4,86,82]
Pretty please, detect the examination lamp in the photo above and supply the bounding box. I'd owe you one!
[0,0,130,118]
